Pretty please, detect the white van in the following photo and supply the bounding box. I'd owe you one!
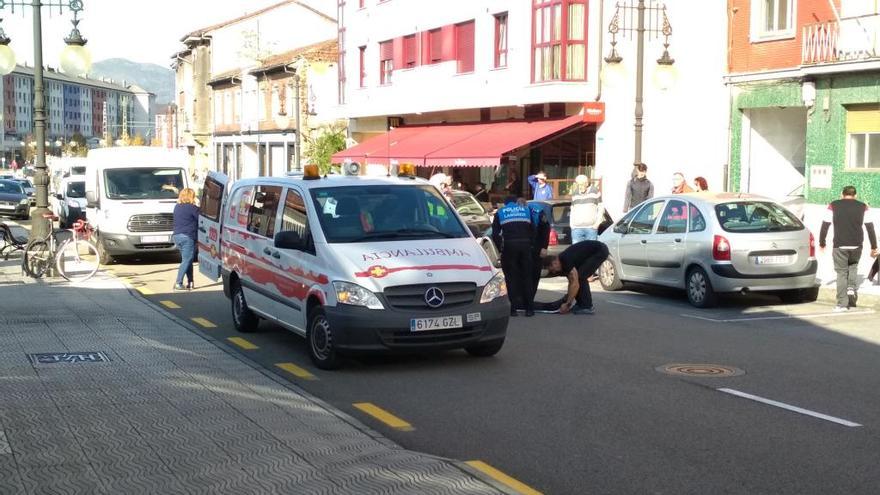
[199,168,509,369]
[85,147,189,263]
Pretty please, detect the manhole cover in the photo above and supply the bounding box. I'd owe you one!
[28,352,111,365]
[656,364,744,377]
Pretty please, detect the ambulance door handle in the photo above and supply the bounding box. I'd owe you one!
[271,251,281,259]
[263,247,272,256]
[198,226,207,233]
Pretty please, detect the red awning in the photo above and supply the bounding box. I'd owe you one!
[332,115,586,167]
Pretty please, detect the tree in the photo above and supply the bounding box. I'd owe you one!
[65,133,88,157]
[304,124,347,175]
[131,134,146,146]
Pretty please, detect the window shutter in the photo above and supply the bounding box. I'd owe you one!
[379,40,394,61]
[456,21,475,73]
[441,25,456,61]
[429,29,442,62]
[404,35,417,68]
[846,105,880,133]
[392,37,405,70]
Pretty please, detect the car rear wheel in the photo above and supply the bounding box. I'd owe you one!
[686,267,717,308]
[778,286,819,304]
[465,338,505,357]
[231,280,259,333]
[307,307,342,370]
[599,259,623,291]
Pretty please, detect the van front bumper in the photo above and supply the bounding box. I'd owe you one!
[99,232,177,256]
[324,297,510,353]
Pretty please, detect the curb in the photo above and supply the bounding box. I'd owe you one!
[110,274,513,494]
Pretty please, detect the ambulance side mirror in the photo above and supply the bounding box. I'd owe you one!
[275,230,308,251]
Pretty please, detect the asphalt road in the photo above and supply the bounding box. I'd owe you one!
[6,216,880,494]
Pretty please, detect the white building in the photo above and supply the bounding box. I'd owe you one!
[334,0,729,217]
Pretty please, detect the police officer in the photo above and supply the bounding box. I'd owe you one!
[520,199,550,302]
[492,196,536,317]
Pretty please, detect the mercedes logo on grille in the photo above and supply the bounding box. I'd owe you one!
[424,287,445,308]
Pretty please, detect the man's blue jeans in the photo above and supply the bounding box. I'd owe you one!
[571,228,598,244]
[173,233,195,286]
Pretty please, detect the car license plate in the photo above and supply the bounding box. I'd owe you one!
[410,315,463,332]
[756,255,788,265]
[141,235,170,243]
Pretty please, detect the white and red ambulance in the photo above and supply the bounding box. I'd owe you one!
[198,166,509,369]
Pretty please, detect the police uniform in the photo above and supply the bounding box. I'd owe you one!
[528,204,551,301]
[491,201,535,315]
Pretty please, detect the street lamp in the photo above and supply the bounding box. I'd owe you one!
[603,0,676,167]
[0,0,92,243]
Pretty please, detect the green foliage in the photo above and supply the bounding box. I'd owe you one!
[65,133,88,157]
[305,125,347,175]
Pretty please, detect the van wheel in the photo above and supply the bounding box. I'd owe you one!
[779,286,819,304]
[307,307,342,370]
[599,259,623,291]
[231,280,259,333]
[96,236,114,265]
[465,338,505,357]
[686,267,717,308]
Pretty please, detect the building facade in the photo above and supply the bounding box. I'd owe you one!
[333,0,730,216]
[727,0,880,206]
[1,65,141,164]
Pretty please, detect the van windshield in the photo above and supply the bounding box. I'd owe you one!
[310,184,470,243]
[66,181,86,198]
[104,168,184,200]
[715,201,804,233]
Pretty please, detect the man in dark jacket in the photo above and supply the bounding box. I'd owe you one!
[524,200,551,302]
[623,163,654,212]
[492,196,536,317]
[819,185,878,311]
[543,240,609,315]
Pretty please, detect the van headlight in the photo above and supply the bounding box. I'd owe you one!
[480,272,507,303]
[19,198,29,205]
[333,281,384,310]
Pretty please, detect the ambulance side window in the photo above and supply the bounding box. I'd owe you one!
[247,185,283,238]
[280,189,314,254]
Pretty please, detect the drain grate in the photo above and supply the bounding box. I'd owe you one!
[28,352,111,365]
[656,363,744,377]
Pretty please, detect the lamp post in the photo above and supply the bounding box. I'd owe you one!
[0,0,92,242]
[603,0,676,167]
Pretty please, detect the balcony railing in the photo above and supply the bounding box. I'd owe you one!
[802,14,880,65]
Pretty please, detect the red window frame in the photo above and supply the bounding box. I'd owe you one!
[379,40,393,85]
[358,46,366,87]
[531,0,588,82]
[455,20,475,74]
[403,34,417,68]
[494,12,509,68]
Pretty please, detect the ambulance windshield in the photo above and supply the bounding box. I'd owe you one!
[310,185,469,243]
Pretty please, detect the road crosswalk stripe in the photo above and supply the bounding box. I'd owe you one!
[159,300,181,309]
[191,317,217,328]
[353,402,413,431]
[276,362,316,380]
[465,460,543,495]
[227,337,258,350]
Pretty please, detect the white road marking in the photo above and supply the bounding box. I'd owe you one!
[681,309,875,323]
[717,388,862,427]
[607,300,645,309]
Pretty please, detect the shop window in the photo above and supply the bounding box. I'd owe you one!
[532,0,588,82]
[456,21,475,73]
[494,12,508,68]
[751,0,795,41]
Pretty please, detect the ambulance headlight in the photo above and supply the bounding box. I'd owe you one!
[333,281,384,310]
[479,272,507,303]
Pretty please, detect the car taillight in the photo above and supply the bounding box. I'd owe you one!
[549,229,558,246]
[809,232,815,258]
[713,235,731,261]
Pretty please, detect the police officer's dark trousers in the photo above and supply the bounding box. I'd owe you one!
[502,241,534,311]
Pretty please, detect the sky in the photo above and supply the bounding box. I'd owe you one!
[2,0,283,68]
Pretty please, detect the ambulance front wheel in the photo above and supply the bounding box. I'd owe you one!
[465,338,505,358]
[231,280,260,333]
[308,307,342,370]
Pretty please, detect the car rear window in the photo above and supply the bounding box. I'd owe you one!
[715,201,803,233]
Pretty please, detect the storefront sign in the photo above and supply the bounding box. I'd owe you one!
[582,102,606,123]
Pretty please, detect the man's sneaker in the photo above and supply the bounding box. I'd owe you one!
[572,306,595,315]
[173,283,186,291]
[510,308,519,317]
[525,309,535,317]
[833,305,849,313]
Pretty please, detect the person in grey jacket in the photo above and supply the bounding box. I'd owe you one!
[624,163,654,212]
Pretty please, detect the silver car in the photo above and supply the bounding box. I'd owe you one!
[598,193,819,308]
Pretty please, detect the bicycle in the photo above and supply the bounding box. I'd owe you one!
[24,214,101,282]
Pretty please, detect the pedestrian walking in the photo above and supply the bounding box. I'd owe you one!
[528,172,553,200]
[693,176,708,192]
[671,172,693,194]
[570,175,604,243]
[623,163,653,212]
[491,196,536,317]
[172,188,200,291]
[818,185,878,311]
[542,240,609,315]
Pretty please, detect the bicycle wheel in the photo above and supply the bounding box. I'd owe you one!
[24,240,51,278]
[56,239,100,283]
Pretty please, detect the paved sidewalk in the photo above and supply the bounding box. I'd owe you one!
[0,260,505,494]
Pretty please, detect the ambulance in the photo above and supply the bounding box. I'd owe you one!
[199,165,509,369]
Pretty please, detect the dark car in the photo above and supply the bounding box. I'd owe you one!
[14,179,36,205]
[449,190,492,237]
[0,179,31,220]
[528,199,613,259]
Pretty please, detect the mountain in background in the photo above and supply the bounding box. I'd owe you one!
[89,58,175,107]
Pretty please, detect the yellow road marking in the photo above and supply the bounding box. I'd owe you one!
[466,461,543,495]
[227,337,258,350]
[352,403,413,431]
[159,300,181,309]
[136,286,154,295]
[276,362,316,380]
[191,317,217,328]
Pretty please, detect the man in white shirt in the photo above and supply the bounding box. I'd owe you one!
[570,175,604,243]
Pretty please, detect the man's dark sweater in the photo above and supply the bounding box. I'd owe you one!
[624,177,654,212]
[819,198,877,249]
